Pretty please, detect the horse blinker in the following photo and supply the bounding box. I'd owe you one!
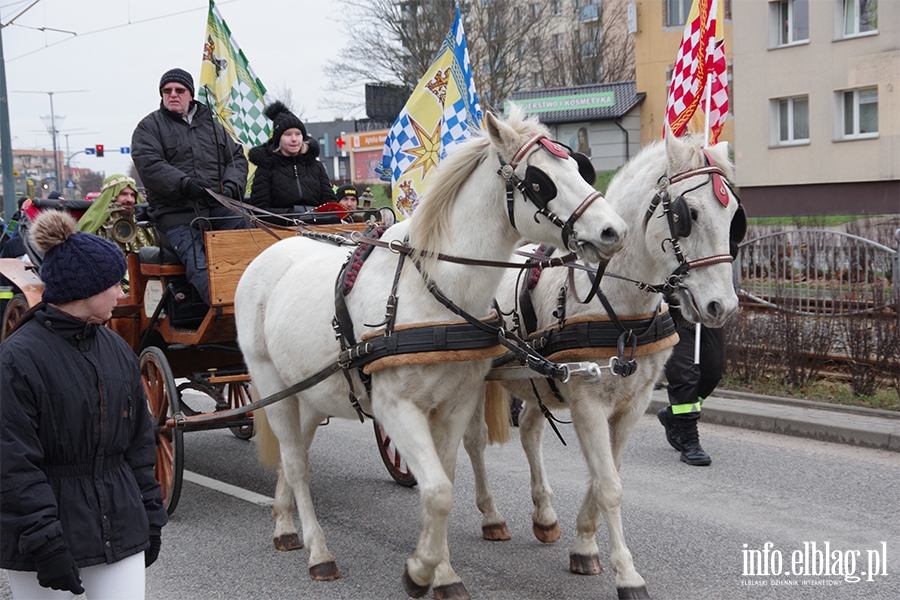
[522,166,558,208]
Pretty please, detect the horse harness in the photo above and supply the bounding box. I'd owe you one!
[323,133,620,421]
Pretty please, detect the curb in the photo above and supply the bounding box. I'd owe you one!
[647,390,900,453]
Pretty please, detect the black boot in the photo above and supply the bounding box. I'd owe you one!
[657,407,683,451]
[676,416,711,466]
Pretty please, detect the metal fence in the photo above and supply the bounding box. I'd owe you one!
[732,228,899,319]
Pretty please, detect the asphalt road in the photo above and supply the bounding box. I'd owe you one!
[2,398,898,600]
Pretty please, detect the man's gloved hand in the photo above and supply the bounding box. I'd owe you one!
[36,549,84,594]
[145,533,161,568]
[186,178,214,201]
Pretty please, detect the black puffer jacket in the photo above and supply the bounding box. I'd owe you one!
[0,305,166,571]
[248,138,336,214]
[131,100,248,230]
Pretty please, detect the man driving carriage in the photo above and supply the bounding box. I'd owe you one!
[131,68,249,306]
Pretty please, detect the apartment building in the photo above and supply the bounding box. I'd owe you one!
[732,0,898,216]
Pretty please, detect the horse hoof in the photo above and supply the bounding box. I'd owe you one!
[309,561,340,581]
[482,522,512,541]
[433,581,471,600]
[618,585,651,599]
[402,565,431,598]
[532,521,561,543]
[274,533,302,551]
[569,553,603,575]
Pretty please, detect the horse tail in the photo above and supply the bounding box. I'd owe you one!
[250,385,281,468]
[484,381,511,445]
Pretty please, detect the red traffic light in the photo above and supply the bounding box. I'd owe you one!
[335,137,345,149]
[95,144,105,157]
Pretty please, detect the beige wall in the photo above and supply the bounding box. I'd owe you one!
[634,0,734,147]
[732,0,899,189]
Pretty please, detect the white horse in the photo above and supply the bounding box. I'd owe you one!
[464,133,743,600]
[234,108,627,599]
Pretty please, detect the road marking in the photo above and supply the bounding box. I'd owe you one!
[183,470,274,507]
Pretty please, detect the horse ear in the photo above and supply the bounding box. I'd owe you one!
[485,111,516,153]
[664,127,691,174]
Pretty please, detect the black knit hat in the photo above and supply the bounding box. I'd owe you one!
[264,101,307,147]
[336,185,359,202]
[29,210,126,305]
[159,68,195,97]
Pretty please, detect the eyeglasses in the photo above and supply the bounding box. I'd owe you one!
[161,87,189,96]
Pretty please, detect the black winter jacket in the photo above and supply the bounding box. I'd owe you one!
[0,305,167,571]
[248,138,336,214]
[131,100,248,230]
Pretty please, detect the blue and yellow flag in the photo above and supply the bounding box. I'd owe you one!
[379,7,482,219]
[198,0,269,147]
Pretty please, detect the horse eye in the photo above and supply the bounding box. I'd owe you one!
[690,207,698,221]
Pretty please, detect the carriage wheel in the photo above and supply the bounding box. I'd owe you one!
[176,380,254,440]
[224,381,254,440]
[140,347,184,516]
[1,293,29,340]
[374,420,417,487]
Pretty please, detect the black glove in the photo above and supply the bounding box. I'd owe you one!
[186,178,214,201]
[145,533,161,568]
[36,549,84,594]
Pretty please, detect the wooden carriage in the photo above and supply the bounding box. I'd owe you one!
[0,211,410,515]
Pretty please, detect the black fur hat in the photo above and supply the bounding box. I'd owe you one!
[264,101,307,147]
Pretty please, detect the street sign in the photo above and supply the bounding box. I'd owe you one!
[120,147,131,154]
[85,147,96,155]
[66,180,75,189]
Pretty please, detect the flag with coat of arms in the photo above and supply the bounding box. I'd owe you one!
[379,7,482,219]
[198,0,270,147]
[664,0,724,139]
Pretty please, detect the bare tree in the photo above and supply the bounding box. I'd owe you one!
[325,0,635,115]
[77,170,104,195]
[127,163,143,190]
[324,0,457,114]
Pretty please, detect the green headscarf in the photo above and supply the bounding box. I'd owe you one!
[76,174,142,234]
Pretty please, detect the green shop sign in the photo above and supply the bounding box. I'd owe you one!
[505,92,615,114]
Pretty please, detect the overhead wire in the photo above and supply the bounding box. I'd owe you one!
[6,0,242,62]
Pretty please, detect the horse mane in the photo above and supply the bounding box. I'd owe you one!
[409,108,550,262]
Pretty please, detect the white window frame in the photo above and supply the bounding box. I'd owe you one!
[771,95,810,146]
[837,87,878,140]
[550,0,562,16]
[666,0,692,27]
[552,33,565,52]
[770,0,809,48]
[836,0,878,39]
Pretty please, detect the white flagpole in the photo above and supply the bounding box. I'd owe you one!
[695,71,714,365]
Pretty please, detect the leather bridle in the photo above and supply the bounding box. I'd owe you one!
[496,133,603,254]
[641,150,746,294]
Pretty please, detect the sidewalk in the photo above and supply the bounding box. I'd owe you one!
[647,389,900,452]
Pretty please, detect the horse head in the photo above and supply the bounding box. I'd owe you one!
[484,108,626,264]
[645,133,742,327]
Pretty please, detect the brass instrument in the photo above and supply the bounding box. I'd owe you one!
[102,204,138,247]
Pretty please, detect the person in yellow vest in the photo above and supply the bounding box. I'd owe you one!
[77,175,154,254]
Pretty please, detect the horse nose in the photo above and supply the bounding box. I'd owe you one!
[706,300,724,321]
[600,223,626,255]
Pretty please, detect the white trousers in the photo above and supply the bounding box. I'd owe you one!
[5,551,145,600]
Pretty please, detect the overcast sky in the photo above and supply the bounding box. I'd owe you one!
[3,0,354,184]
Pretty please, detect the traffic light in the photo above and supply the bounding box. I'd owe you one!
[95,144,104,157]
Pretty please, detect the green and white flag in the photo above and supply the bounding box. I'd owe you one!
[198,0,269,146]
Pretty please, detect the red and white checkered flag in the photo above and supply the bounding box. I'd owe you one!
[704,37,728,144]
[664,0,715,137]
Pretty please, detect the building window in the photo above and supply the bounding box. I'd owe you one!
[550,0,562,16]
[552,33,565,52]
[666,0,692,27]
[533,72,544,88]
[774,96,809,145]
[531,3,541,18]
[774,0,809,45]
[483,59,492,75]
[840,87,878,138]
[841,0,878,37]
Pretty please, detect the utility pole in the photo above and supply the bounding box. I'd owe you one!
[13,90,86,195]
[0,6,17,219]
